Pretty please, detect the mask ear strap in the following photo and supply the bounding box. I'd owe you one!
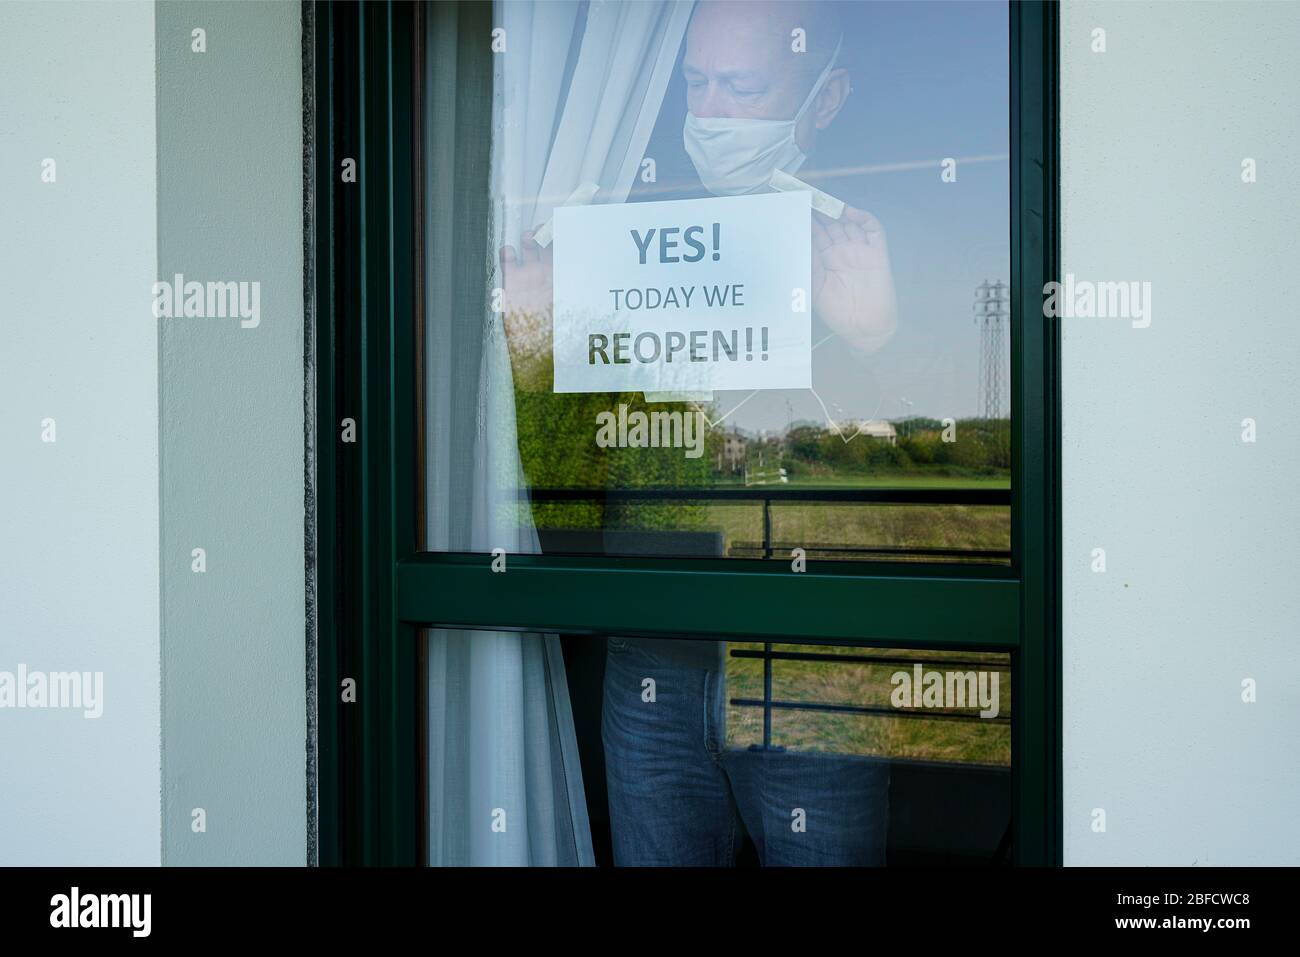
[794,35,844,123]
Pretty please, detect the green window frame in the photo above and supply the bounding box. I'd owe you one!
[310,0,1061,866]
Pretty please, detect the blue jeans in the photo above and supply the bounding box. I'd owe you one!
[602,636,890,866]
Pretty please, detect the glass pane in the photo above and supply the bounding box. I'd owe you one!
[603,637,1011,865]
[421,632,1013,866]
[421,0,1011,562]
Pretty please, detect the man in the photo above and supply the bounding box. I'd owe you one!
[676,0,897,356]
[501,1,897,370]
[502,0,893,866]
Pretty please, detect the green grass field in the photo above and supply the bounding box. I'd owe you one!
[593,469,1014,562]
[707,500,1010,562]
[715,473,1011,489]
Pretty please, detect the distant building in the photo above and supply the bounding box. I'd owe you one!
[722,430,746,470]
[857,421,899,447]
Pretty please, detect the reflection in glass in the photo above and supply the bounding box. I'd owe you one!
[724,643,1011,764]
[418,0,1015,867]
[597,637,1010,865]
[423,0,1013,563]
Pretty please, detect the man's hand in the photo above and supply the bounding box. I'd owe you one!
[811,204,898,355]
[498,229,555,390]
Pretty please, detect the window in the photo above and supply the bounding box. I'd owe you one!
[314,0,1059,866]
[423,0,1012,566]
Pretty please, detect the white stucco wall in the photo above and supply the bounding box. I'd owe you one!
[1061,0,1300,864]
[156,0,306,865]
[0,1,161,865]
[0,0,306,866]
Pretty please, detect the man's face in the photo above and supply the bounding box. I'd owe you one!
[681,1,844,151]
[683,2,810,121]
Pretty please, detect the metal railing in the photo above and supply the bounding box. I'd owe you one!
[727,645,1011,755]
[525,484,1012,561]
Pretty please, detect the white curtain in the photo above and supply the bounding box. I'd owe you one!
[424,0,693,866]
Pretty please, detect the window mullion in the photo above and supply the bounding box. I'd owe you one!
[396,555,1020,650]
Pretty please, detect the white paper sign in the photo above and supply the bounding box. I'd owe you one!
[552,191,811,394]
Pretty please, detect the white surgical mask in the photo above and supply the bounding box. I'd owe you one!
[683,39,841,196]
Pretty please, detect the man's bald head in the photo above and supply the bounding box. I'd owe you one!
[682,1,849,151]
[689,1,843,78]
